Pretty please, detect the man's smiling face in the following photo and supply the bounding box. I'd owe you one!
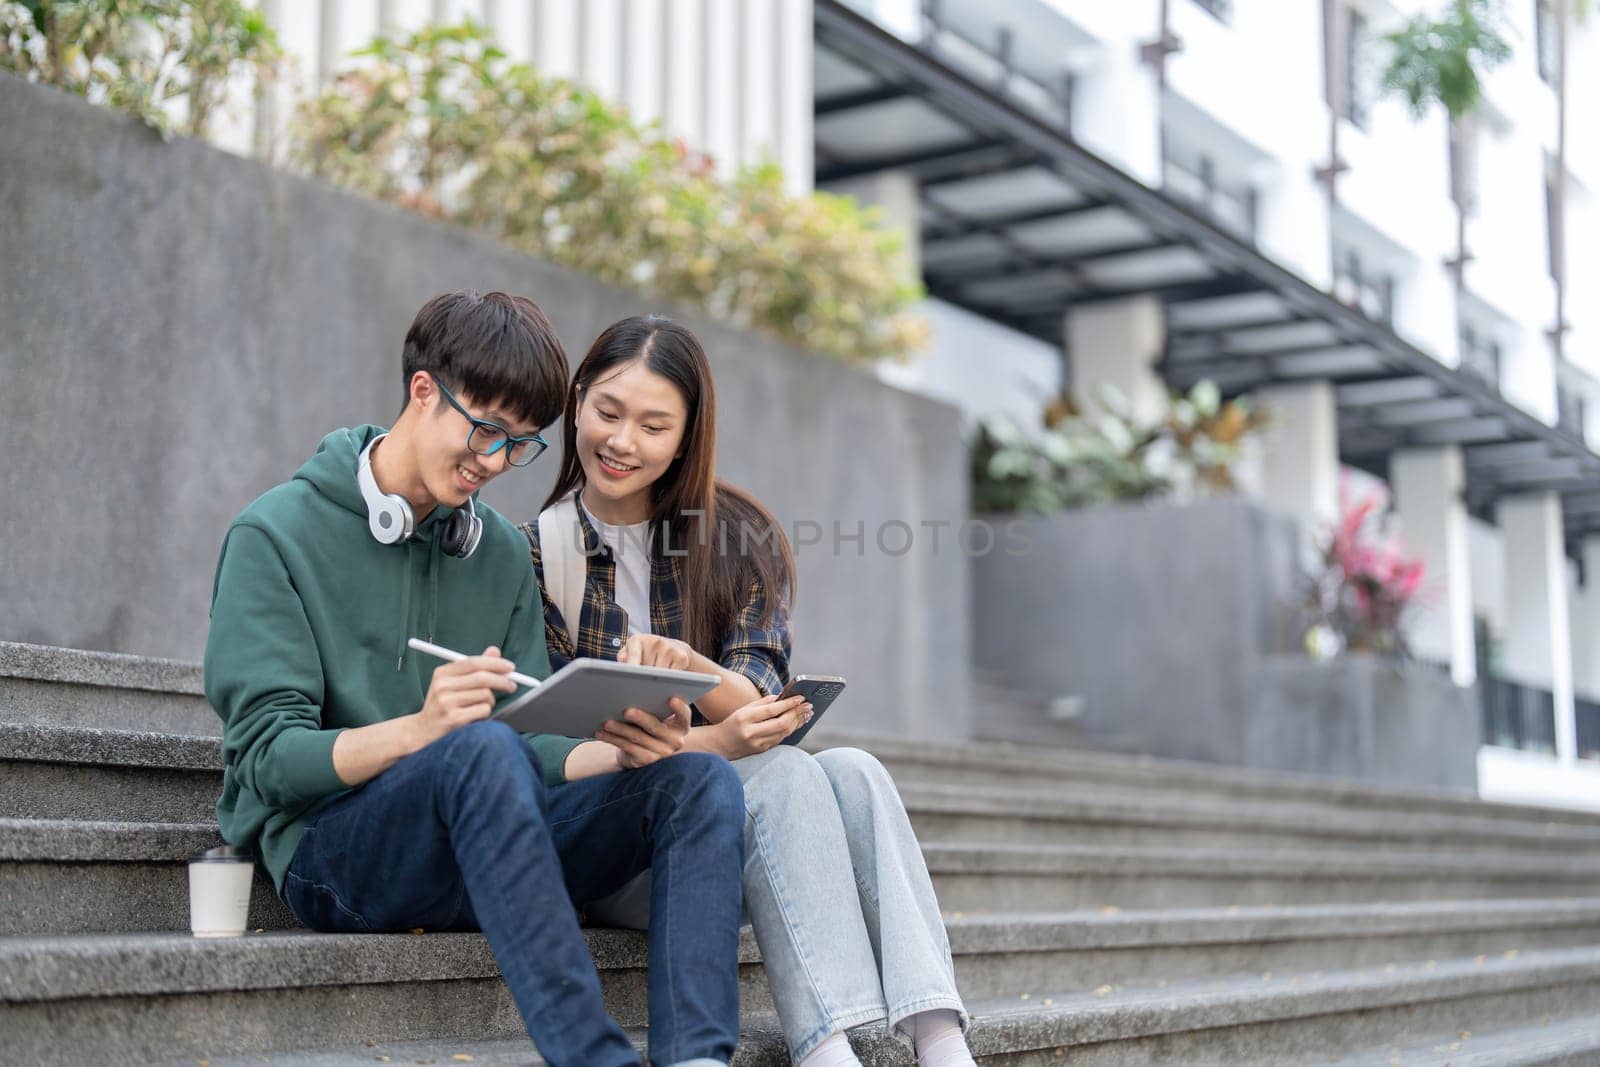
[413,375,541,512]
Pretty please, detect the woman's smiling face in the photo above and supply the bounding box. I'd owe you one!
[574,358,689,524]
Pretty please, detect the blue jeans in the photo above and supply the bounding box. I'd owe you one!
[281,720,744,1067]
[588,746,967,1060]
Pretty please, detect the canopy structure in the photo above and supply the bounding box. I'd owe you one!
[813,0,1600,555]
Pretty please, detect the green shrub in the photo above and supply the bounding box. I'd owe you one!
[291,21,926,364]
[971,381,1268,514]
[1379,0,1510,122]
[0,0,279,139]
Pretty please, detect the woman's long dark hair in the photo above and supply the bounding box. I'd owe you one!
[543,315,796,656]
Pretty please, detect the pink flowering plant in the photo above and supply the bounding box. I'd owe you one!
[1302,478,1429,659]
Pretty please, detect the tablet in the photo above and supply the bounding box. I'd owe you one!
[492,659,720,738]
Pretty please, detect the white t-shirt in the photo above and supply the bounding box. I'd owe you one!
[581,499,654,637]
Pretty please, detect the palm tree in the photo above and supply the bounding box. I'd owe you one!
[1379,0,1511,288]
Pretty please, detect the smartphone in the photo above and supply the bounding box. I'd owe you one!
[778,674,847,746]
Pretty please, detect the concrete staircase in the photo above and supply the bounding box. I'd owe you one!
[4,641,1600,1065]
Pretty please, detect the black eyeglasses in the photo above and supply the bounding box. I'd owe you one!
[432,376,550,467]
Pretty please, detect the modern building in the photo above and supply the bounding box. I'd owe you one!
[224,0,1600,809]
[817,0,1600,812]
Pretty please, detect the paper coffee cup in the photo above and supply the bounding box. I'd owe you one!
[189,845,254,938]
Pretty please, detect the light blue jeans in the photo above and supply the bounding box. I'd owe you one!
[587,746,968,1061]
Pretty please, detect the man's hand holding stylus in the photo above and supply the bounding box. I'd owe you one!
[410,645,517,748]
[332,645,515,787]
[400,643,693,777]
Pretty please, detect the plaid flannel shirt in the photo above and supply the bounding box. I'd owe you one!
[519,505,792,698]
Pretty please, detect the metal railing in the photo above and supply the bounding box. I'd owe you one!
[1577,696,1600,761]
[1332,259,1395,327]
[1481,676,1558,755]
[1556,360,1599,442]
[1162,155,1256,242]
[1557,383,1586,439]
[1457,323,1502,389]
[1427,664,1595,762]
[916,0,1074,135]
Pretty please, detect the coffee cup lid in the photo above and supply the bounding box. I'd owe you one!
[190,845,253,863]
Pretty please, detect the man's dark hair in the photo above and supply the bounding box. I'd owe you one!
[402,290,569,429]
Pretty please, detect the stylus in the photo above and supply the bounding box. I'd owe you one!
[407,638,543,689]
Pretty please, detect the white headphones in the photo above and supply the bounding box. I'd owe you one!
[357,435,483,559]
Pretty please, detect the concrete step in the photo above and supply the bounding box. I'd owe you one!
[920,842,1600,911]
[79,946,1600,1066]
[949,948,1600,1066]
[9,900,1599,1038]
[0,818,297,934]
[12,724,1600,863]
[180,1015,1600,1067]
[176,1010,1600,1067]
[0,641,214,736]
[0,927,772,1061]
[899,781,1600,857]
[9,639,1598,833]
[0,722,220,823]
[18,638,1591,829]
[827,732,1600,829]
[1327,1014,1600,1065]
[947,899,1600,993]
[10,817,1600,934]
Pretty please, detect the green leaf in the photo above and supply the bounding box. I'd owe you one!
[1378,0,1511,120]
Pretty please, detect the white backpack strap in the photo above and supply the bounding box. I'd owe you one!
[537,493,586,650]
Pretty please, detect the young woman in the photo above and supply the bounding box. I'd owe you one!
[521,315,977,1067]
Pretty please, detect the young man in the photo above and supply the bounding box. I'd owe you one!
[204,290,745,1067]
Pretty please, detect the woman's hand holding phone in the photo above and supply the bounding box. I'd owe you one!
[595,697,692,770]
[713,694,812,759]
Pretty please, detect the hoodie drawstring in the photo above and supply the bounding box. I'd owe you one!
[393,516,448,671]
[396,539,414,671]
[428,535,442,644]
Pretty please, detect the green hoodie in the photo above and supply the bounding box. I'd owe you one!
[203,425,582,894]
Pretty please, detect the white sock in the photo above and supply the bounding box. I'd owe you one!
[912,1009,976,1067]
[795,1030,862,1067]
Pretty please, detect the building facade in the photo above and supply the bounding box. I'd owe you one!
[824,0,1600,810]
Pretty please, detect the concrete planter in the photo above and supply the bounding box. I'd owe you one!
[971,498,1302,763]
[970,499,1481,789]
[1247,654,1481,791]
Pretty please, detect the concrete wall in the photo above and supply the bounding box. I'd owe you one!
[0,75,971,739]
[971,499,1302,766]
[1248,655,1480,792]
